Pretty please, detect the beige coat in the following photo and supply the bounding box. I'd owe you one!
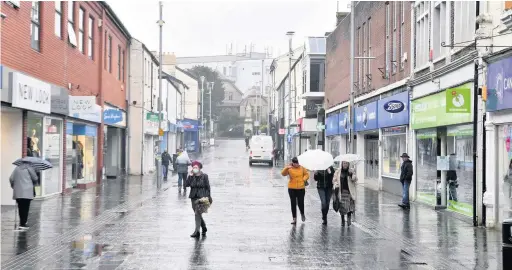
[333,168,357,201]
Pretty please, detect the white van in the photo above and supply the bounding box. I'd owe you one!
[249,135,274,167]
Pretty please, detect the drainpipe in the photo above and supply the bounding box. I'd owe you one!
[126,41,131,175]
[472,1,480,227]
[98,9,105,185]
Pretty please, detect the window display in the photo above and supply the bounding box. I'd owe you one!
[69,122,97,186]
[27,112,44,197]
[382,126,407,178]
[416,129,438,205]
[43,118,62,195]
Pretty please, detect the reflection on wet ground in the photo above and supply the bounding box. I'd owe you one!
[1,140,503,269]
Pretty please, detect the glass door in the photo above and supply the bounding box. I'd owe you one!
[43,117,63,195]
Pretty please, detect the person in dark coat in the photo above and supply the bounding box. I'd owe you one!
[10,162,39,229]
[185,161,212,238]
[399,153,414,209]
[161,150,172,180]
[314,165,334,225]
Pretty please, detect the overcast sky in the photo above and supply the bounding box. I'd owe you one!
[108,0,346,58]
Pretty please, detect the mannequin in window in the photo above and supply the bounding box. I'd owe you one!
[76,141,84,179]
[30,129,40,157]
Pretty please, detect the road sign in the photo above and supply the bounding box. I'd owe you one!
[287,134,292,143]
[316,123,325,131]
[158,128,164,136]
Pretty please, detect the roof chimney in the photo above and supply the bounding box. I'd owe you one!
[336,11,349,26]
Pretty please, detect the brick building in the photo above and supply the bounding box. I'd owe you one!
[0,1,129,205]
[324,1,412,194]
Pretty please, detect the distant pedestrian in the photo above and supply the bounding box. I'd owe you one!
[185,161,212,238]
[398,153,413,209]
[314,165,334,225]
[272,146,280,166]
[161,150,172,180]
[10,162,39,230]
[333,161,357,226]
[176,150,191,191]
[281,157,309,224]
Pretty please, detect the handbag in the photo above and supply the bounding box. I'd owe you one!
[302,167,309,187]
[332,188,340,212]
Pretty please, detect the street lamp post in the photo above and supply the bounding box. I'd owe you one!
[209,82,214,141]
[200,76,205,152]
[156,1,164,189]
[286,31,294,162]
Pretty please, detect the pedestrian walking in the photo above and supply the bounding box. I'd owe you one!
[281,157,309,224]
[333,161,357,226]
[185,161,212,238]
[9,162,39,230]
[398,153,413,209]
[272,146,279,166]
[314,165,334,225]
[161,150,172,181]
[176,149,191,191]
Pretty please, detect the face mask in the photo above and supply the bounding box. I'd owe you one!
[192,168,200,174]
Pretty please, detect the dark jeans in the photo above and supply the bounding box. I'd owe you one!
[178,173,187,187]
[317,188,332,220]
[16,199,31,226]
[191,199,206,233]
[401,181,410,205]
[163,164,169,178]
[288,189,305,218]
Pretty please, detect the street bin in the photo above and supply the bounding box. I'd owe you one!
[503,219,512,269]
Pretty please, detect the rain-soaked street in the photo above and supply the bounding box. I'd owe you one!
[1,139,504,269]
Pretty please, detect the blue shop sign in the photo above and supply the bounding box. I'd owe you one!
[354,101,378,132]
[103,109,123,125]
[178,118,199,131]
[378,91,409,128]
[66,122,74,135]
[487,56,512,111]
[338,111,350,135]
[73,124,97,137]
[325,113,339,136]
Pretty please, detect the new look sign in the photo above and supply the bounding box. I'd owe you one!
[11,72,51,113]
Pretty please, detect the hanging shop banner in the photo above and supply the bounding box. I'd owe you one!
[338,111,350,134]
[103,104,126,127]
[446,86,471,113]
[178,119,199,132]
[487,56,512,111]
[378,91,409,128]
[145,112,160,135]
[354,101,378,132]
[325,113,339,136]
[51,86,69,115]
[411,85,472,130]
[11,71,51,113]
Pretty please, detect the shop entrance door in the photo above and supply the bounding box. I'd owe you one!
[365,139,379,181]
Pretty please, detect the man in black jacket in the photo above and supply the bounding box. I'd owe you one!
[161,150,172,180]
[399,153,413,209]
[314,166,334,224]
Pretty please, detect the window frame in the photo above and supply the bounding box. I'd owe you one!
[392,2,397,74]
[385,3,390,77]
[55,2,63,38]
[78,7,85,53]
[367,17,372,87]
[122,50,125,82]
[117,45,121,80]
[30,1,41,51]
[107,35,112,73]
[400,2,405,70]
[414,1,430,70]
[88,16,94,59]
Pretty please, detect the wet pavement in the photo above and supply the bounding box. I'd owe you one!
[1,139,503,269]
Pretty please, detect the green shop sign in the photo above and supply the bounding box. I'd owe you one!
[411,84,473,129]
[146,112,161,122]
[446,86,471,113]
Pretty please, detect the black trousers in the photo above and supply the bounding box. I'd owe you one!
[288,189,305,218]
[16,199,31,226]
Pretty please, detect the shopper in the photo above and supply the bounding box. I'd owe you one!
[281,157,309,224]
[161,150,172,180]
[333,161,357,226]
[314,165,335,225]
[185,161,212,238]
[398,153,413,209]
[176,149,191,191]
[9,162,39,230]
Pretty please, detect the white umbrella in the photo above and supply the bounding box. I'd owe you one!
[334,154,364,164]
[297,149,334,171]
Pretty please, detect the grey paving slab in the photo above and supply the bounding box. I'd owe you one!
[1,139,503,269]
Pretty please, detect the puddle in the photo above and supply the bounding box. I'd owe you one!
[70,235,111,259]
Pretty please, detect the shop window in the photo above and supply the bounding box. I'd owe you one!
[30,2,40,51]
[382,126,407,178]
[44,118,63,195]
[416,128,438,205]
[26,113,44,196]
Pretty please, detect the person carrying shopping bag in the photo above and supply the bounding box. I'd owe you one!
[176,149,192,191]
[314,165,335,225]
[333,161,357,226]
[281,157,309,225]
[185,161,212,238]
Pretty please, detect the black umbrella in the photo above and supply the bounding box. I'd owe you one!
[13,157,53,171]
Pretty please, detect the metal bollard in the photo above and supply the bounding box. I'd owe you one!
[503,219,512,269]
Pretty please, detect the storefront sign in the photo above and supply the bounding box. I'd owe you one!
[51,86,69,115]
[69,96,96,114]
[486,56,512,111]
[338,111,349,134]
[70,104,101,123]
[73,124,97,137]
[103,105,126,127]
[325,113,338,136]
[279,128,285,135]
[178,119,199,131]
[447,125,473,137]
[354,101,378,132]
[145,112,160,135]
[378,92,409,128]
[382,126,406,134]
[411,86,472,130]
[446,86,471,113]
[11,72,51,113]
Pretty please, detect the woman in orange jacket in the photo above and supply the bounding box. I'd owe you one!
[281,157,310,224]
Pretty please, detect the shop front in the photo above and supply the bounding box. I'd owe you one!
[377,91,410,196]
[167,121,178,154]
[179,119,199,153]
[144,112,160,174]
[484,54,512,227]
[67,101,101,189]
[325,113,339,157]
[103,104,126,178]
[411,84,474,217]
[354,101,379,189]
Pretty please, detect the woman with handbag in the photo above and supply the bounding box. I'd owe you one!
[281,157,309,224]
[333,161,357,226]
[185,161,212,238]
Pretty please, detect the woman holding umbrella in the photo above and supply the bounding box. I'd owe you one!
[10,161,39,230]
[333,161,357,226]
